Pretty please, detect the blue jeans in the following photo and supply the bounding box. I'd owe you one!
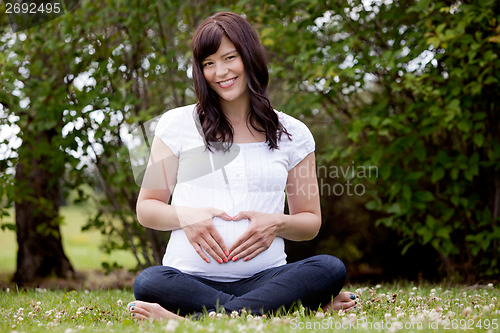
[133,254,346,316]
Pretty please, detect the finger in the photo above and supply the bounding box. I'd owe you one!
[230,235,260,260]
[214,210,233,221]
[207,227,229,258]
[228,231,253,256]
[232,241,267,262]
[232,211,248,221]
[189,240,210,263]
[198,238,225,263]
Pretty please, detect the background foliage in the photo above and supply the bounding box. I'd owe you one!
[1,0,499,283]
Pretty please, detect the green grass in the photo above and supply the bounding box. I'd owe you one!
[0,204,136,275]
[0,283,499,332]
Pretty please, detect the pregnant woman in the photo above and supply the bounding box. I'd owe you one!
[127,12,356,320]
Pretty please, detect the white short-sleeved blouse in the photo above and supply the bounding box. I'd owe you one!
[155,104,315,282]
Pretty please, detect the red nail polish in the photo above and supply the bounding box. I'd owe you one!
[232,257,238,261]
[223,258,228,263]
[228,256,233,261]
[244,257,249,261]
[205,258,209,263]
[217,259,223,264]
[224,250,229,257]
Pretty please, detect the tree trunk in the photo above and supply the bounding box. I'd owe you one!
[13,130,74,286]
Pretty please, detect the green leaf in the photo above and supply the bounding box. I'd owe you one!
[415,191,435,202]
[473,133,484,147]
[386,203,402,214]
[436,227,450,239]
[431,167,445,183]
[365,200,381,211]
[0,223,16,231]
[426,215,436,229]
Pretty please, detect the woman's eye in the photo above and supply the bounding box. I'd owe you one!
[203,62,213,67]
[226,55,236,60]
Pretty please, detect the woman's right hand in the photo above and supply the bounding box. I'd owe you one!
[177,207,232,263]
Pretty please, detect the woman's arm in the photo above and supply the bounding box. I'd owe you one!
[136,136,231,263]
[278,151,322,240]
[227,152,321,260]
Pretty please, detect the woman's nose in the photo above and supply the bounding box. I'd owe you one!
[215,63,229,77]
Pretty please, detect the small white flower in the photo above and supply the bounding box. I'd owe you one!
[315,311,325,318]
[231,311,239,318]
[70,300,76,305]
[463,307,472,316]
[208,311,216,319]
[107,321,113,326]
[488,283,493,287]
[117,299,123,306]
[165,319,179,332]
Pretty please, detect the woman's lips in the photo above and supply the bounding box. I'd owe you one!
[217,77,237,88]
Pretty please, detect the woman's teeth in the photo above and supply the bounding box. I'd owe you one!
[218,78,236,87]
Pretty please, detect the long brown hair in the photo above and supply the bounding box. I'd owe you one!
[191,12,290,151]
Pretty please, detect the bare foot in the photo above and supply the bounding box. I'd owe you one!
[322,291,357,313]
[127,300,185,321]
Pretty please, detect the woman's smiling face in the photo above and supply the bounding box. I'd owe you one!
[201,35,249,104]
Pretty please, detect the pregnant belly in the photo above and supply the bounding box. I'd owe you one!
[162,217,286,281]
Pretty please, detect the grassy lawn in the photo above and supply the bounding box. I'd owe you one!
[0,204,137,276]
[1,205,499,332]
[0,283,499,332]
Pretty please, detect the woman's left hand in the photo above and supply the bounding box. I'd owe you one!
[228,211,282,261]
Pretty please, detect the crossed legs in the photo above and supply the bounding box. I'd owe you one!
[127,255,353,320]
